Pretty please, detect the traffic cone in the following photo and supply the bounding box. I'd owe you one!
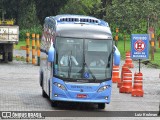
[112,65,120,83]
[117,65,128,88]
[119,68,132,93]
[131,72,144,97]
[123,51,134,68]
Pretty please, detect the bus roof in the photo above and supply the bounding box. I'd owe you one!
[49,14,109,27]
[56,24,112,39]
[45,14,112,39]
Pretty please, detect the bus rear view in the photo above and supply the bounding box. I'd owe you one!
[40,14,120,109]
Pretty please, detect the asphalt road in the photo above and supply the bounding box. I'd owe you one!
[0,50,159,120]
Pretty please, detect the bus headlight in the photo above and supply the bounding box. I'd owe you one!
[97,85,110,92]
[54,82,66,90]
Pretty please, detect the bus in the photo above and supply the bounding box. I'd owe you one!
[39,14,120,109]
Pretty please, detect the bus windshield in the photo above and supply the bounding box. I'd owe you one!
[54,37,113,82]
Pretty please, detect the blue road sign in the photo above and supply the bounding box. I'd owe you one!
[131,34,149,60]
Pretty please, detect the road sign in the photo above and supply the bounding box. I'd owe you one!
[131,34,149,60]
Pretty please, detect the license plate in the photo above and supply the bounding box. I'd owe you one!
[77,94,87,98]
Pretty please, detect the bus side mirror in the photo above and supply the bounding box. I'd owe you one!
[48,45,55,62]
[113,45,120,66]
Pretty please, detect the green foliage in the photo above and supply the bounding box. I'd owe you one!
[59,0,160,36]
[1,0,160,34]
[18,0,40,29]
[106,0,160,34]
[59,0,101,16]
[0,0,67,27]
[35,0,68,24]
[2,0,160,35]
[14,41,26,50]
[19,25,42,41]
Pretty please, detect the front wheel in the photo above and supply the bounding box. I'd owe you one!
[42,89,48,98]
[51,101,58,107]
[98,103,105,109]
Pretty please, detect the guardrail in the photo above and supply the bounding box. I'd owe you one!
[24,33,40,66]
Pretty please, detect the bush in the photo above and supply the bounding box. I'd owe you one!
[19,25,42,41]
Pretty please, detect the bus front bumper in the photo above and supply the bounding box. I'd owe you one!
[50,88,111,104]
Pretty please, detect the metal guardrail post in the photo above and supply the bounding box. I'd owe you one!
[115,28,119,47]
[36,34,40,66]
[151,33,154,61]
[124,33,126,51]
[26,33,30,63]
[32,34,36,65]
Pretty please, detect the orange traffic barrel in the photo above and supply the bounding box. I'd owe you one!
[117,65,128,88]
[131,72,144,97]
[123,51,134,68]
[119,68,132,93]
[112,65,121,83]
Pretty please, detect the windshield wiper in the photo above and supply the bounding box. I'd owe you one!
[82,48,96,81]
[84,62,96,81]
[68,51,72,78]
[107,51,112,68]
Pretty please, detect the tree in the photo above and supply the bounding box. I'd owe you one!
[18,0,40,29]
[1,0,67,27]
[59,0,101,17]
[35,0,68,25]
[0,0,18,23]
[105,0,160,34]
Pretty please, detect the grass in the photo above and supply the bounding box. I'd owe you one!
[14,41,33,50]
[116,40,131,59]
[149,45,160,67]
[14,41,26,50]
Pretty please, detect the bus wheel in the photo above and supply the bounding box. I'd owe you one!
[39,73,43,87]
[98,103,105,109]
[51,101,57,107]
[42,89,48,98]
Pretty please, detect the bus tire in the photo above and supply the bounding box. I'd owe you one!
[98,103,105,109]
[40,72,43,87]
[51,101,57,107]
[42,79,48,98]
[42,89,48,98]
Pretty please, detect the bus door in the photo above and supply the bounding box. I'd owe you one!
[46,61,52,96]
[40,36,48,93]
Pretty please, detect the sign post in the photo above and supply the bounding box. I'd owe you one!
[115,28,119,47]
[131,34,149,72]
